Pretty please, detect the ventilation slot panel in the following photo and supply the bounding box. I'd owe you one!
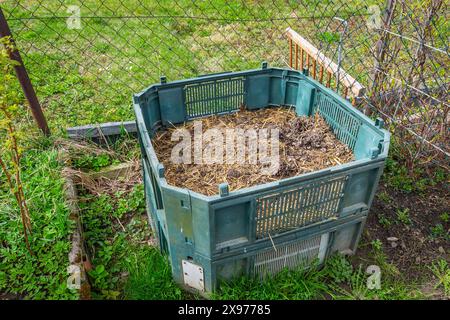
[184,77,245,118]
[313,93,361,151]
[253,233,329,279]
[255,176,347,239]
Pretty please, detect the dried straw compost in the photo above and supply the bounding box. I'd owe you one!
[152,107,354,196]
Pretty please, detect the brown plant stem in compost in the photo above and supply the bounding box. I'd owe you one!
[152,107,354,196]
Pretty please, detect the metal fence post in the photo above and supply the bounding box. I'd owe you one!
[333,17,348,95]
[0,8,50,136]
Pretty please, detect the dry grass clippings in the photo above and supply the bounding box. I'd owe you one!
[152,107,354,196]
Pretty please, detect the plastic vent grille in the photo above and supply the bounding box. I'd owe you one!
[184,77,244,118]
[255,176,347,239]
[313,93,361,151]
[253,234,326,279]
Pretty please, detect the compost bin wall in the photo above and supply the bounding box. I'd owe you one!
[134,66,390,294]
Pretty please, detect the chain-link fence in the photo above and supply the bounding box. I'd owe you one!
[2,0,448,171]
[366,0,449,171]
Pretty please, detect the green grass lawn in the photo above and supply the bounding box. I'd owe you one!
[3,0,383,133]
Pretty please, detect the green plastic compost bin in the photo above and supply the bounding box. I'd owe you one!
[133,63,390,295]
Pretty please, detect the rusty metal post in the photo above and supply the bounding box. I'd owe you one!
[0,8,50,135]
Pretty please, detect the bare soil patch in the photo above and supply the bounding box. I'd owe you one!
[355,182,449,283]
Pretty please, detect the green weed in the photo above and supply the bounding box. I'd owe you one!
[323,254,353,284]
[72,153,116,171]
[371,239,383,252]
[384,158,415,192]
[429,259,450,298]
[0,148,77,299]
[329,265,422,300]
[368,239,400,278]
[378,215,392,227]
[430,224,449,240]
[377,191,392,204]
[396,208,411,225]
[383,149,448,193]
[439,212,449,223]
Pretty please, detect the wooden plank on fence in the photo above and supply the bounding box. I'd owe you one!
[285,27,365,98]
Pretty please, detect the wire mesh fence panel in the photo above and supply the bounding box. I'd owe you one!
[2,0,448,171]
[364,0,449,170]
